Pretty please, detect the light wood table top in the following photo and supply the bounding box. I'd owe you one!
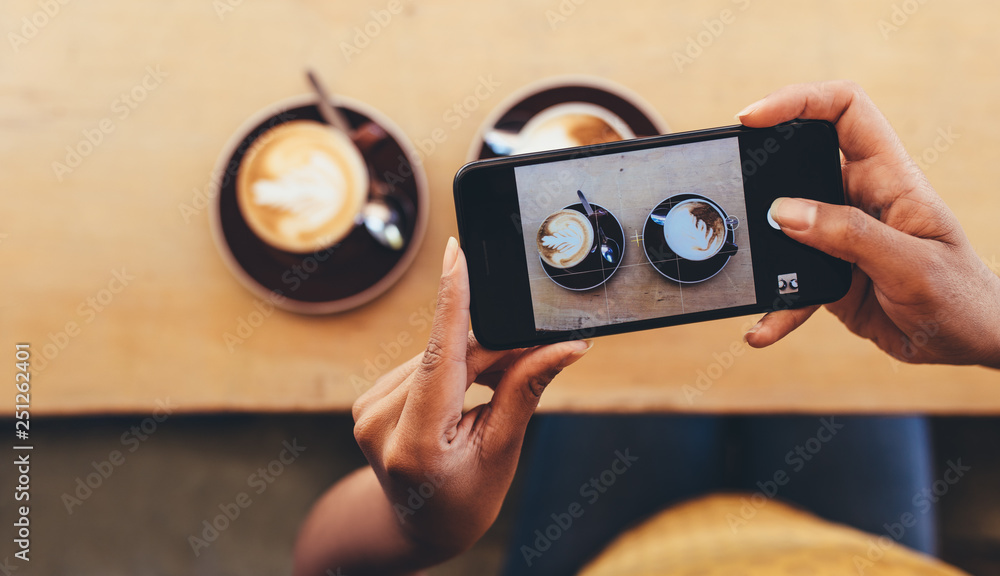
[3,0,998,415]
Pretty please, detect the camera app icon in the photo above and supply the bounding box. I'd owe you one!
[777,273,799,294]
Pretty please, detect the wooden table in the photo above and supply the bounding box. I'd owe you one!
[3,0,998,415]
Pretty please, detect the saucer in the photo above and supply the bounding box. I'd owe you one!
[209,94,429,314]
[467,75,668,162]
[643,194,738,284]
[539,203,625,291]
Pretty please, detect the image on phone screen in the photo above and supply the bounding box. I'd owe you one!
[514,136,755,333]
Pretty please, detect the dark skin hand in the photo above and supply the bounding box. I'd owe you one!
[738,80,1000,369]
[293,238,591,576]
[293,80,1000,576]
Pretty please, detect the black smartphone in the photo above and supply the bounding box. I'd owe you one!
[453,120,851,350]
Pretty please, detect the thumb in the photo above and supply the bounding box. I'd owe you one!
[769,197,921,288]
[486,340,592,449]
[400,237,472,427]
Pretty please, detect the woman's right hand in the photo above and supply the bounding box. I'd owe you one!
[738,80,1000,369]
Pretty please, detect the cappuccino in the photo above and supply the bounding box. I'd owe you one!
[537,209,594,269]
[662,199,726,261]
[515,103,634,155]
[237,120,368,253]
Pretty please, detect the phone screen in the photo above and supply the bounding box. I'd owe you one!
[513,136,754,332]
[454,121,851,349]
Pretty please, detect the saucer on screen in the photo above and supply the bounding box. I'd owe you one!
[539,203,625,291]
[209,94,429,314]
[467,75,668,162]
[642,194,737,284]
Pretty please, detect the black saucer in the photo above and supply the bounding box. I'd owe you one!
[643,194,738,284]
[539,203,625,291]
[212,97,426,313]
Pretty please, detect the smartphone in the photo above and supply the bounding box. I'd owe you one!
[453,120,851,350]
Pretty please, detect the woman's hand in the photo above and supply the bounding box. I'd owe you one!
[351,237,591,559]
[739,80,1000,368]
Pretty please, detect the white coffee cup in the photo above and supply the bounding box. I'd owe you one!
[486,102,636,155]
[662,199,738,261]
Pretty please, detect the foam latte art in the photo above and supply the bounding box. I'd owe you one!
[252,152,347,239]
[663,200,726,261]
[537,210,594,269]
[236,120,368,253]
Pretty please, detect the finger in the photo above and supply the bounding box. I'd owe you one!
[768,197,927,292]
[473,348,530,390]
[736,80,912,165]
[744,306,820,348]
[351,354,422,422]
[465,332,516,388]
[482,340,592,453]
[399,238,472,432]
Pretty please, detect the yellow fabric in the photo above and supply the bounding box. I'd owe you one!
[578,494,969,576]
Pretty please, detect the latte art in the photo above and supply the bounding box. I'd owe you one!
[512,103,635,155]
[236,120,368,253]
[663,200,726,261]
[252,151,348,233]
[537,210,594,269]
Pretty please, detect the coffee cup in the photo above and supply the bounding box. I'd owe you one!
[487,102,636,156]
[662,199,738,261]
[537,209,595,269]
[236,120,369,254]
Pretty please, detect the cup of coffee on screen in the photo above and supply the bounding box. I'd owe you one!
[236,120,369,254]
[488,103,635,156]
[662,199,736,261]
[537,209,594,269]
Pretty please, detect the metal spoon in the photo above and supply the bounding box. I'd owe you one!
[306,70,406,250]
[577,190,618,264]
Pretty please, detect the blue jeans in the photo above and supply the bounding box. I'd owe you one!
[502,415,936,576]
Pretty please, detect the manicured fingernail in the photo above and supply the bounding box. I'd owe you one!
[442,236,458,275]
[743,320,762,343]
[769,197,817,232]
[735,99,765,121]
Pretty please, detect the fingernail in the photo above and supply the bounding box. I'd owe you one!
[743,320,762,343]
[559,340,593,367]
[735,99,765,121]
[442,236,458,275]
[769,197,817,232]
